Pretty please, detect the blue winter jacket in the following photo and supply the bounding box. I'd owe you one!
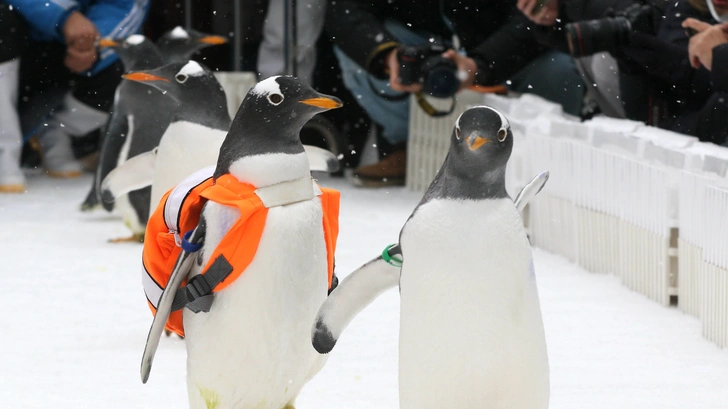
[5,0,150,75]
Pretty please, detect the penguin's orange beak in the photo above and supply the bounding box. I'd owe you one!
[197,35,228,45]
[466,135,490,151]
[122,72,170,82]
[98,39,119,48]
[300,97,343,109]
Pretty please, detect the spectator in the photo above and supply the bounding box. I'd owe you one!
[0,0,149,193]
[517,0,638,118]
[325,0,585,187]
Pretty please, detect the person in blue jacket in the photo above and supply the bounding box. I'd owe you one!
[0,0,149,192]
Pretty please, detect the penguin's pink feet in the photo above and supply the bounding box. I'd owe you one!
[108,233,145,243]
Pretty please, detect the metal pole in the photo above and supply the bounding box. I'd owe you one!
[184,0,192,29]
[283,0,298,76]
[233,0,243,71]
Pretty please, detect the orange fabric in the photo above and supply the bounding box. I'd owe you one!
[142,174,340,337]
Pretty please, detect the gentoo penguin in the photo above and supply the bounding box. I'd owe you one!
[80,34,166,213]
[113,60,231,213]
[139,76,343,409]
[312,106,551,409]
[156,26,228,64]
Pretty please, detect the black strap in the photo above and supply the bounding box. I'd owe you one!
[171,255,234,313]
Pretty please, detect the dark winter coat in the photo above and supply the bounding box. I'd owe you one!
[325,0,546,86]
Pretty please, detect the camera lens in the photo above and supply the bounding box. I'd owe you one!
[565,16,631,57]
[421,57,460,98]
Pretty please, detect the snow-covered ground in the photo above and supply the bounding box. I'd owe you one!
[1,172,727,409]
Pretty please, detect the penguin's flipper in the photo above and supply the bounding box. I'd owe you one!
[303,144,340,173]
[100,148,157,204]
[95,107,129,212]
[514,171,549,212]
[140,220,205,383]
[312,244,402,354]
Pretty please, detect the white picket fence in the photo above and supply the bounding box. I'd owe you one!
[407,91,728,348]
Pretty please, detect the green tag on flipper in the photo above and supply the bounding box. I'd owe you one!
[382,244,403,267]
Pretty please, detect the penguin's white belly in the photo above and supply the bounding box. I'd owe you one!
[150,121,227,211]
[398,198,549,409]
[183,198,329,409]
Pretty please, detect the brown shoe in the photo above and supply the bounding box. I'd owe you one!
[353,149,406,187]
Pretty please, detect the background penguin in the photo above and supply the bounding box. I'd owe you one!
[106,60,231,215]
[312,106,550,409]
[80,35,165,212]
[168,76,342,409]
[156,26,228,64]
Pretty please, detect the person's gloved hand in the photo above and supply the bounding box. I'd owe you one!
[62,11,99,73]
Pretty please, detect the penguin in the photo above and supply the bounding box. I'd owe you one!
[80,35,166,213]
[312,106,551,409]
[156,26,228,65]
[100,63,341,218]
[138,76,343,409]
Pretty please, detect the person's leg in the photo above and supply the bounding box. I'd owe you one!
[507,50,585,117]
[257,0,326,84]
[0,4,26,192]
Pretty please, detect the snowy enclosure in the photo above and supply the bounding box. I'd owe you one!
[408,91,728,348]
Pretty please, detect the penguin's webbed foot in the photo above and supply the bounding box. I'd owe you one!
[108,233,145,243]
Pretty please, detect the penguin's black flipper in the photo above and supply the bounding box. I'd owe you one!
[312,245,402,354]
[94,108,130,212]
[140,219,206,384]
[514,171,549,212]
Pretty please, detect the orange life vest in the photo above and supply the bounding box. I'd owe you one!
[141,166,340,337]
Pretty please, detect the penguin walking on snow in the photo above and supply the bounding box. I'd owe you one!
[312,106,551,409]
[80,34,165,213]
[138,76,343,409]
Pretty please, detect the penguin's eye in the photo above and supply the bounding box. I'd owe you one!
[455,126,462,140]
[497,129,508,142]
[175,74,188,83]
[268,93,284,105]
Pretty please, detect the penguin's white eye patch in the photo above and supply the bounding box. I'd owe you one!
[268,93,284,105]
[175,74,188,83]
[497,128,507,142]
[455,126,462,140]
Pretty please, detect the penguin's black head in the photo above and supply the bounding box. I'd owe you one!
[122,60,221,102]
[449,105,513,176]
[234,75,343,128]
[156,26,228,63]
[98,35,162,70]
[122,60,230,128]
[212,76,343,178]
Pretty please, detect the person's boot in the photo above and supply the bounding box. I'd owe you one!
[36,93,108,178]
[0,59,26,193]
[352,146,407,187]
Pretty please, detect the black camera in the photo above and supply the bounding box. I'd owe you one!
[565,3,662,57]
[397,42,460,99]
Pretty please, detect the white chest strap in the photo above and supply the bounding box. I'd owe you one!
[162,166,321,245]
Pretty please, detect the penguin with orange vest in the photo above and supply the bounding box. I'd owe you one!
[139,76,343,409]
